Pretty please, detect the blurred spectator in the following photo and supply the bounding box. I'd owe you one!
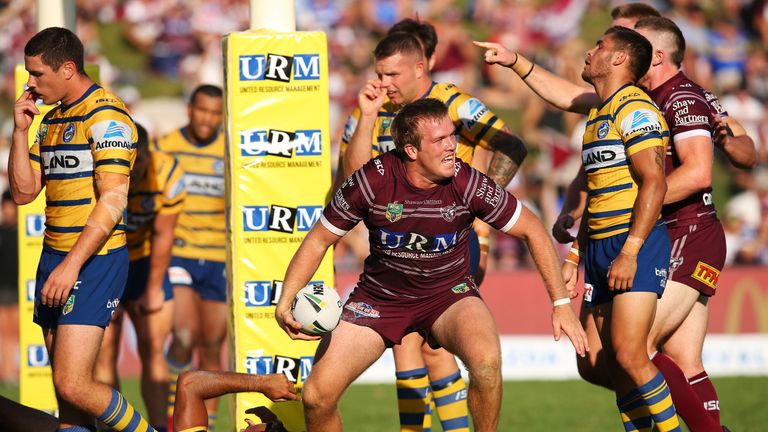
[149,2,199,77]
[706,17,749,91]
[721,78,768,164]
[431,6,477,92]
[0,189,19,383]
[724,167,768,264]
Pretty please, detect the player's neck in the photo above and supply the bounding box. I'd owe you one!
[408,78,433,103]
[60,75,95,106]
[593,73,633,102]
[404,163,440,190]
[643,64,680,92]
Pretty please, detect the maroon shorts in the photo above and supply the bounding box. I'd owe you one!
[667,220,726,297]
[341,281,481,346]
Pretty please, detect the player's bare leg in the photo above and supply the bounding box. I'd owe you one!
[198,299,228,417]
[648,282,721,431]
[575,304,612,390]
[94,309,123,390]
[594,293,658,394]
[663,297,722,424]
[431,297,501,432]
[302,321,386,432]
[47,325,154,430]
[167,286,200,420]
[128,298,174,427]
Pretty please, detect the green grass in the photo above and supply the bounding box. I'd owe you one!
[2,377,766,431]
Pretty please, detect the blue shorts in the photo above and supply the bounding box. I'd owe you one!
[122,257,174,302]
[167,256,226,302]
[468,230,480,276]
[583,223,671,307]
[34,247,128,328]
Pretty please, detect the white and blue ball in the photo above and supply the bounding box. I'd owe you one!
[291,283,343,335]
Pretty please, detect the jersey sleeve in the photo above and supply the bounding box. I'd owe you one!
[666,91,716,144]
[29,143,41,172]
[615,99,667,157]
[87,105,137,176]
[320,159,377,236]
[447,90,506,150]
[457,161,521,232]
[159,156,186,215]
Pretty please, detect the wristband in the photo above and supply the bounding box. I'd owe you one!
[521,63,535,80]
[553,298,571,307]
[569,247,583,258]
[564,258,579,266]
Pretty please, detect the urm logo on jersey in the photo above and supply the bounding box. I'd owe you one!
[239,54,321,82]
[244,355,314,383]
[243,205,322,233]
[377,228,458,252]
[240,129,321,157]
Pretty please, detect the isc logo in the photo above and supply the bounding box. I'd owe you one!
[244,355,314,383]
[28,345,50,367]
[243,205,322,233]
[25,215,45,237]
[239,53,320,82]
[240,129,321,157]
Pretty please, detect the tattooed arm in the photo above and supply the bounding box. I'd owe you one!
[486,126,527,187]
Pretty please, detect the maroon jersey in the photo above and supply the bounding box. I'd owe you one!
[321,152,521,299]
[648,72,726,227]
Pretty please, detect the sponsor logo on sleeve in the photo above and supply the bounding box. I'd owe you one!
[620,109,662,137]
[342,114,358,143]
[91,120,133,151]
[458,98,489,131]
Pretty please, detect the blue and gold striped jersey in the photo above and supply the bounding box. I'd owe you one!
[126,150,186,261]
[154,127,225,262]
[582,84,669,240]
[29,84,137,255]
[340,82,505,163]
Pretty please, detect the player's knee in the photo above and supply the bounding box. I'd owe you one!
[302,380,337,415]
[53,373,88,406]
[614,347,647,372]
[173,326,199,351]
[466,353,501,386]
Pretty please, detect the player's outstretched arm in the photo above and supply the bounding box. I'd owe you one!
[505,206,588,357]
[9,90,43,204]
[552,167,588,244]
[174,371,298,431]
[473,41,599,114]
[714,116,757,169]
[40,172,128,308]
[275,222,341,340]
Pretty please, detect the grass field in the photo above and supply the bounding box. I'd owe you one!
[2,376,766,431]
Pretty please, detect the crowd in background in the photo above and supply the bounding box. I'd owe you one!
[0,0,767,319]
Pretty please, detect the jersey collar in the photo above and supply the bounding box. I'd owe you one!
[181,126,220,147]
[60,83,100,112]
[598,82,633,111]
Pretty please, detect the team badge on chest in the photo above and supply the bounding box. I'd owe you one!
[386,201,403,222]
[440,203,457,221]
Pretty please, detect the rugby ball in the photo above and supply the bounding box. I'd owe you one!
[291,283,343,335]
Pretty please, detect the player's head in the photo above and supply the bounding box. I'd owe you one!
[582,26,652,85]
[132,123,151,182]
[374,32,429,105]
[387,18,438,69]
[610,3,660,28]
[392,98,456,181]
[188,84,223,144]
[634,16,686,68]
[24,27,86,105]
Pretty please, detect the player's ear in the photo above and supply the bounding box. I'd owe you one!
[403,143,418,160]
[652,48,664,67]
[60,60,76,79]
[612,50,627,66]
